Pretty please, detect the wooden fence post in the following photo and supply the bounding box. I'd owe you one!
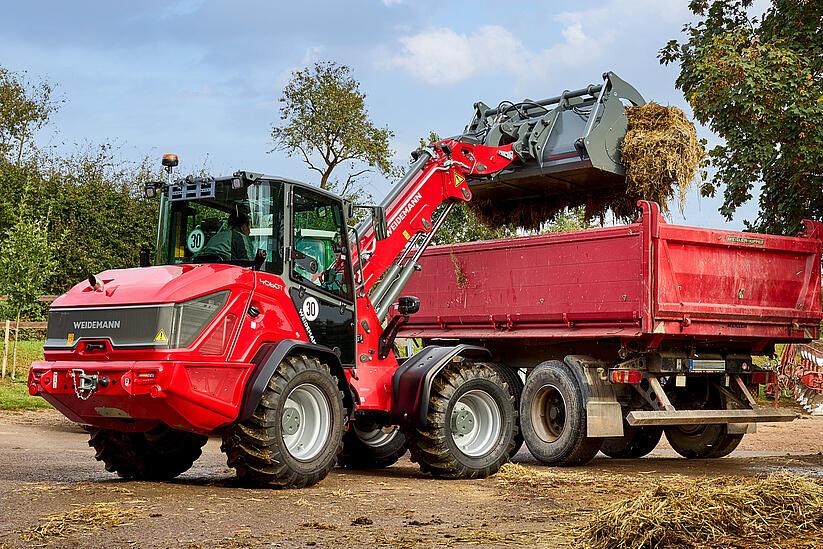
[1,320,9,379]
[11,312,20,380]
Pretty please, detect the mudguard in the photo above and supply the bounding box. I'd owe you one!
[238,339,353,422]
[563,355,623,437]
[392,344,491,425]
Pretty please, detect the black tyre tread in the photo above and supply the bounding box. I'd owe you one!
[88,426,207,480]
[405,362,517,479]
[221,354,345,488]
[338,427,407,469]
[520,360,603,467]
[601,425,663,459]
[489,364,525,457]
[665,425,743,459]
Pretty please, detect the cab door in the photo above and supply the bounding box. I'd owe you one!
[287,185,356,366]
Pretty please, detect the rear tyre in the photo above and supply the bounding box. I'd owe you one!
[405,362,516,479]
[89,425,207,480]
[221,354,345,488]
[490,364,525,457]
[664,424,743,459]
[520,360,602,466]
[338,423,407,469]
[601,424,663,459]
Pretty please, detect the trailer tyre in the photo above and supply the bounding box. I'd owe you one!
[520,360,602,466]
[601,424,663,459]
[221,353,345,488]
[405,362,516,479]
[89,425,207,480]
[338,424,407,469]
[664,424,743,459]
[490,364,525,457]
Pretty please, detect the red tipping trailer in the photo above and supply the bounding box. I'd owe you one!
[398,201,823,465]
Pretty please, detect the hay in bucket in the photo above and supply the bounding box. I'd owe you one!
[577,472,823,549]
[467,102,704,230]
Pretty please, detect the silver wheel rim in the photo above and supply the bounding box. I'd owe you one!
[354,425,399,448]
[282,383,331,461]
[450,389,502,457]
[532,384,566,444]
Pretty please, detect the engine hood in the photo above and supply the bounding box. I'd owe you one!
[51,264,255,308]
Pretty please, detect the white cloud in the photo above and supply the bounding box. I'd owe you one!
[382,0,403,5]
[380,21,600,87]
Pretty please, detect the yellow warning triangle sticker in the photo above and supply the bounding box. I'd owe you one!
[454,172,466,187]
[154,329,168,342]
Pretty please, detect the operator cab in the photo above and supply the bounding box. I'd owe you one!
[153,171,357,363]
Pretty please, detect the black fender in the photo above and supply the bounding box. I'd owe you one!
[238,340,354,422]
[391,344,491,425]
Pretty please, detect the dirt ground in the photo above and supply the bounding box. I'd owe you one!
[0,411,821,548]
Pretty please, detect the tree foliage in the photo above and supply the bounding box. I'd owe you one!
[271,61,394,200]
[660,0,823,234]
[0,68,58,165]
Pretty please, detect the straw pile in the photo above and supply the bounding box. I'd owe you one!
[21,502,141,542]
[616,102,704,219]
[578,472,823,549]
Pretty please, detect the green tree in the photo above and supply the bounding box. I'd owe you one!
[271,61,394,200]
[0,68,58,165]
[660,0,823,234]
[0,211,56,320]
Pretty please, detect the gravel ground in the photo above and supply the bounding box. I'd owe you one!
[0,410,821,548]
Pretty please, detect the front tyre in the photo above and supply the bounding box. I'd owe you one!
[520,360,602,466]
[338,423,407,469]
[89,425,207,480]
[405,362,516,479]
[221,354,345,488]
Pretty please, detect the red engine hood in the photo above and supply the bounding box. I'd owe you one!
[51,264,255,308]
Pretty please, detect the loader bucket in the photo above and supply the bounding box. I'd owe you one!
[462,71,645,209]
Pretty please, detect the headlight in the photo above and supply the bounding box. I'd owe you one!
[171,291,229,348]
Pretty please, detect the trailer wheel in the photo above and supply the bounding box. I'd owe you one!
[490,364,525,457]
[221,353,345,488]
[89,425,207,480]
[405,362,516,479]
[338,423,407,469]
[664,424,743,459]
[601,424,663,459]
[520,360,602,466]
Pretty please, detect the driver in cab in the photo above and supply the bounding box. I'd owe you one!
[198,212,253,262]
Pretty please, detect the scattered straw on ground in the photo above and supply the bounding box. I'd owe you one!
[578,472,823,549]
[20,502,142,542]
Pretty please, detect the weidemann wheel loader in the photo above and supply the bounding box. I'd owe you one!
[30,72,721,486]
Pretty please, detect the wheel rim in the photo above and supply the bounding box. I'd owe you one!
[354,425,399,448]
[450,389,502,457]
[532,384,566,443]
[282,383,332,461]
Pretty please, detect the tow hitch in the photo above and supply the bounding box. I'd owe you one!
[70,369,109,400]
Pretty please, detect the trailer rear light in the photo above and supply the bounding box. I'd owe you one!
[610,369,643,384]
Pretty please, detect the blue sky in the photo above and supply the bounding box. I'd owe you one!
[1,0,769,229]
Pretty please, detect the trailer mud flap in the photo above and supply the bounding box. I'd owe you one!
[392,344,491,425]
[564,355,624,438]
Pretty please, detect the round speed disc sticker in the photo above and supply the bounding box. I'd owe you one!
[187,228,205,253]
[302,296,319,321]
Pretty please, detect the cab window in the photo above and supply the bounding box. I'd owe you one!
[291,188,352,300]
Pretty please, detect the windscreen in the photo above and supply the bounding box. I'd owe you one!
[160,179,284,275]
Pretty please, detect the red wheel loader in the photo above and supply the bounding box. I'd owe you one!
[28,72,691,486]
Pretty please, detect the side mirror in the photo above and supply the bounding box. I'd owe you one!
[139,248,151,268]
[253,249,267,271]
[343,201,355,220]
[372,205,388,241]
[397,295,420,316]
